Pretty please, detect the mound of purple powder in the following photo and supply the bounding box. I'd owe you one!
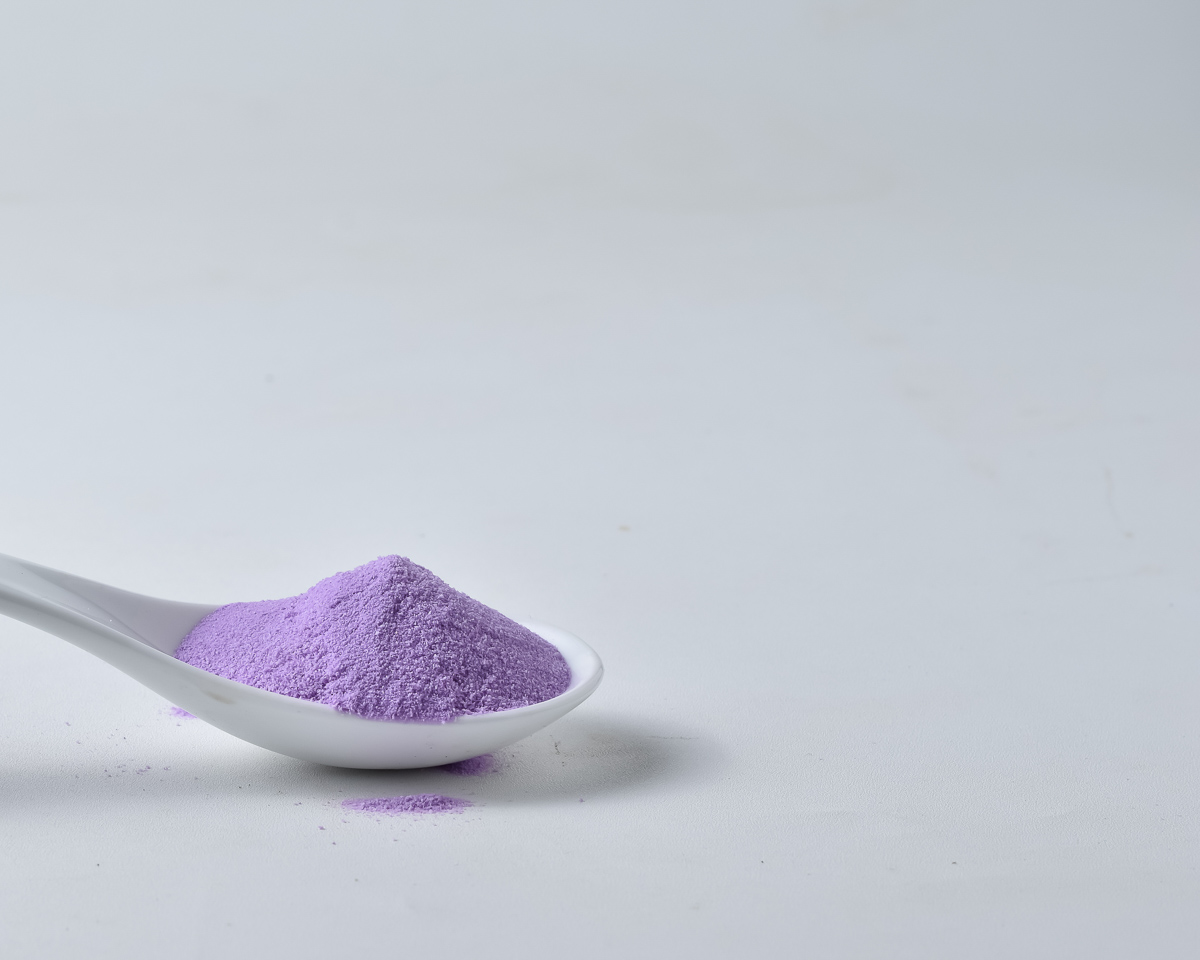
[343,794,471,815]
[174,555,570,722]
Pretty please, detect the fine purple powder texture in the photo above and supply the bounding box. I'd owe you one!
[343,794,470,815]
[174,555,570,722]
[440,753,496,776]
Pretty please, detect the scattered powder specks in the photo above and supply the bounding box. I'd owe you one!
[175,555,570,722]
[439,753,497,776]
[342,794,471,816]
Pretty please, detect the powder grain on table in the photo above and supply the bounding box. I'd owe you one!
[342,794,471,816]
[440,754,496,776]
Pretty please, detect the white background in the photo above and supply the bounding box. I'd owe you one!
[0,2,1197,957]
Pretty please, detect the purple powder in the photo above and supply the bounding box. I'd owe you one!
[174,555,570,722]
[440,753,496,776]
[343,794,471,815]
[168,706,195,719]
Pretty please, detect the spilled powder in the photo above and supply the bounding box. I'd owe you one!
[343,794,471,815]
[174,556,570,722]
[440,753,496,776]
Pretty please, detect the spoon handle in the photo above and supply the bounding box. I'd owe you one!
[0,553,216,658]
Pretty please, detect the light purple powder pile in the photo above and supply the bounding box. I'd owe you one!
[174,555,570,722]
[343,794,471,815]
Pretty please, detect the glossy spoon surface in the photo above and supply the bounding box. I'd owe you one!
[0,553,602,768]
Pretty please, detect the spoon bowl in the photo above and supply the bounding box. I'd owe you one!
[0,553,603,768]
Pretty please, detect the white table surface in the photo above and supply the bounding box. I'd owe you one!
[1,2,1197,957]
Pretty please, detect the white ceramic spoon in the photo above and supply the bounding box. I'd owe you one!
[0,552,603,769]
